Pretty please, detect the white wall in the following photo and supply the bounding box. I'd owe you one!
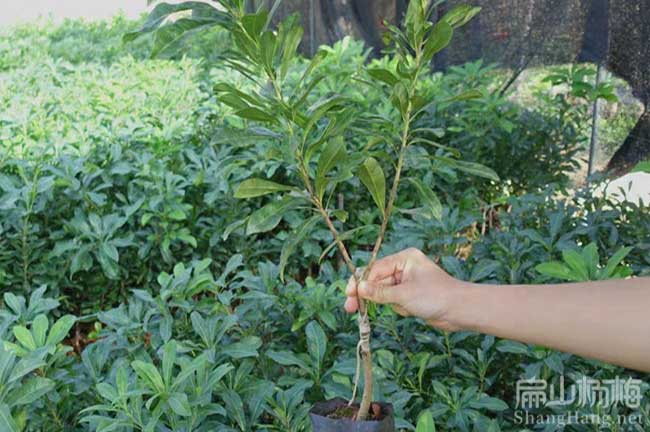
[1,0,148,28]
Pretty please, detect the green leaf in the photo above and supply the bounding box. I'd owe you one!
[441,5,482,28]
[305,321,327,371]
[151,17,216,57]
[423,21,453,60]
[561,249,590,281]
[358,157,386,214]
[260,30,277,70]
[168,209,186,221]
[96,382,119,402]
[581,243,599,279]
[242,10,269,40]
[368,68,399,86]
[168,393,192,417]
[12,327,36,351]
[132,361,165,393]
[8,357,45,383]
[214,83,261,108]
[416,410,436,432]
[407,178,442,220]
[222,390,246,431]
[266,350,309,371]
[279,21,303,79]
[470,395,509,411]
[433,157,499,182]
[443,88,483,103]
[3,293,23,316]
[46,315,76,346]
[221,336,262,358]
[0,404,18,432]
[279,215,321,282]
[600,246,633,279]
[172,355,214,391]
[6,377,54,406]
[31,315,48,347]
[496,340,530,355]
[246,196,302,235]
[123,2,225,42]
[315,137,346,199]
[234,107,277,123]
[535,261,572,280]
[234,178,294,199]
[162,340,177,387]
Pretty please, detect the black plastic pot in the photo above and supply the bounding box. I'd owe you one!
[309,398,395,432]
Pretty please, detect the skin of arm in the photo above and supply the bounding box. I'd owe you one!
[344,248,650,372]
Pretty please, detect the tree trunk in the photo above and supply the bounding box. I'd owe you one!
[607,111,650,174]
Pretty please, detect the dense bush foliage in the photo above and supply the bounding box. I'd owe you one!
[0,8,649,432]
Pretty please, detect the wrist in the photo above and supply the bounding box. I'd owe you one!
[445,280,489,332]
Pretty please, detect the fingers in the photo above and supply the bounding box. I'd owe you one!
[344,295,358,313]
[365,253,407,283]
[345,277,400,306]
[343,248,424,313]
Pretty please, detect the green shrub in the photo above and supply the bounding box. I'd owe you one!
[1,4,649,432]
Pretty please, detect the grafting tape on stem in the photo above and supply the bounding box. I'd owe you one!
[349,309,371,406]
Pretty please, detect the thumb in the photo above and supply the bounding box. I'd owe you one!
[358,280,399,305]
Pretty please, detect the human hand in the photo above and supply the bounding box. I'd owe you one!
[344,248,467,331]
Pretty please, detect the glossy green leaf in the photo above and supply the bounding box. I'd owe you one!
[561,249,590,281]
[260,30,277,70]
[123,2,226,42]
[305,321,327,370]
[315,137,346,199]
[234,178,294,198]
[234,107,277,123]
[0,404,18,432]
[416,410,436,432]
[132,361,165,393]
[31,315,48,347]
[7,377,55,406]
[407,178,442,220]
[442,5,482,28]
[279,215,321,281]
[423,21,453,60]
[368,68,399,86]
[241,10,269,40]
[443,88,483,103]
[600,246,633,279]
[46,315,76,346]
[221,336,262,358]
[266,350,309,370]
[535,262,572,280]
[279,20,303,79]
[470,395,509,411]
[246,197,302,235]
[12,327,36,351]
[151,18,216,57]
[168,393,191,417]
[358,157,386,214]
[434,157,499,182]
[162,340,177,387]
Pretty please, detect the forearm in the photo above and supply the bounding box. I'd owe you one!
[450,278,650,372]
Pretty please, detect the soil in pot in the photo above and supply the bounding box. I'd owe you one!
[310,397,395,432]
